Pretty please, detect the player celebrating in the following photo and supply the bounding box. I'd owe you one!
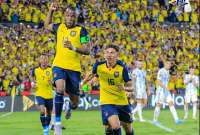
[183,66,199,120]
[31,54,53,135]
[131,60,150,122]
[44,3,90,135]
[82,45,134,135]
[153,60,182,124]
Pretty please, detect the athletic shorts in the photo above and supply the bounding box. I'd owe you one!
[53,66,81,96]
[35,96,53,111]
[155,90,173,104]
[101,104,133,125]
[185,89,197,103]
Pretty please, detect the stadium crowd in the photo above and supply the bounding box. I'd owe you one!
[0,0,199,96]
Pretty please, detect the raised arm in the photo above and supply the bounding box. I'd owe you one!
[44,3,57,31]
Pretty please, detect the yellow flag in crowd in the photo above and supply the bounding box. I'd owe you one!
[22,96,34,111]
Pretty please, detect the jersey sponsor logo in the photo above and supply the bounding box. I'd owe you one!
[114,71,119,78]
[46,71,50,76]
[70,31,76,37]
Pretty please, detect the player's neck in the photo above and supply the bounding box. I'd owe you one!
[106,61,116,69]
[40,65,47,69]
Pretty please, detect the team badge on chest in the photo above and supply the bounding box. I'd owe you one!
[114,71,119,78]
[46,71,50,76]
[70,31,76,37]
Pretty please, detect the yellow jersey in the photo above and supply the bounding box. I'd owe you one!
[32,67,53,99]
[92,60,131,105]
[52,23,90,72]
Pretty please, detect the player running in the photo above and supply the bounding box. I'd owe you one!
[31,54,53,135]
[82,45,135,135]
[44,2,90,135]
[183,66,199,120]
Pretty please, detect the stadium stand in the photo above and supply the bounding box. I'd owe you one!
[0,0,199,96]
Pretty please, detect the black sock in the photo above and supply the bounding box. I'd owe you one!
[40,113,46,129]
[126,131,134,135]
[113,128,121,135]
[46,115,51,126]
[105,128,113,135]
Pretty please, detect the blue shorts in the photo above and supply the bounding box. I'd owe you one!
[52,66,81,96]
[35,96,53,111]
[101,104,133,125]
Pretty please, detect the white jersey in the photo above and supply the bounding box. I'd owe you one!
[155,68,172,103]
[132,68,146,92]
[157,68,170,92]
[184,74,199,91]
[184,74,199,103]
[132,68,147,99]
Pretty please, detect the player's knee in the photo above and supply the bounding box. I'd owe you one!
[111,124,121,130]
[39,106,46,114]
[156,103,161,107]
[40,110,45,115]
[168,102,174,106]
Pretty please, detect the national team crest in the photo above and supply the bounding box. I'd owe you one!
[70,31,76,37]
[114,71,119,78]
[46,71,50,76]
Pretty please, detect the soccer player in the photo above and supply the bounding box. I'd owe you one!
[31,54,53,135]
[153,60,182,124]
[131,60,150,122]
[82,45,134,135]
[183,66,199,120]
[44,3,90,135]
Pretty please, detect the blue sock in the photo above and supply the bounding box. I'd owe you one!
[54,92,64,123]
[113,128,121,135]
[40,114,46,129]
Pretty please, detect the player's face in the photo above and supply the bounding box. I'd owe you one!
[189,68,195,74]
[104,48,118,64]
[64,9,76,28]
[137,61,144,69]
[39,55,48,68]
[164,61,171,70]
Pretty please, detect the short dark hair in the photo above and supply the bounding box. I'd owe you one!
[105,45,119,52]
[189,66,195,69]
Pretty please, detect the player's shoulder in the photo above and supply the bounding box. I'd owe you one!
[46,66,52,71]
[158,68,165,73]
[93,60,106,67]
[116,60,128,68]
[31,66,39,76]
[33,66,40,71]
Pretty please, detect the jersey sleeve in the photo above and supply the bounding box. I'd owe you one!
[80,27,90,44]
[123,66,131,83]
[52,23,60,35]
[183,74,188,84]
[92,62,99,76]
[157,70,163,81]
[194,76,199,85]
[31,68,36,77]
[131,69,137,79]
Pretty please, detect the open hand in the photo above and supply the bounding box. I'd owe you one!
[49,2,58,11]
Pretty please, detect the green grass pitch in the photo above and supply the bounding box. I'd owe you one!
[0,110,199,135]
